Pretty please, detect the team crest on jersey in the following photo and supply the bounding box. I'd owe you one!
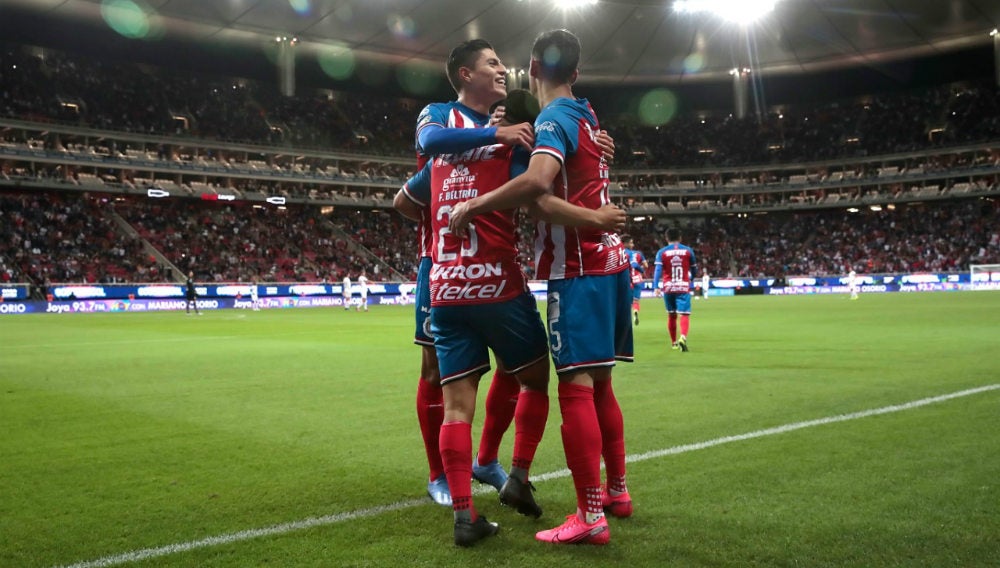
[417,106,432,127]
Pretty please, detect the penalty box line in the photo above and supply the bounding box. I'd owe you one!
[59,383,1000,568]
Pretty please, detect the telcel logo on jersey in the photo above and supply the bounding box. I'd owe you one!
[433,280,507,302]
[430,262,508,301]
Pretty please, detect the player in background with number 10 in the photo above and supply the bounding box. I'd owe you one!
[653,227,698,352]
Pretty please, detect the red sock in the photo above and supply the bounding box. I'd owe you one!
[440,421,476,518]
[632,300,639,312]
[511,388,548,473]
[680,314,690,337]
[416,378,444,480]
[593,379,626,493]
[558,382,603,517]
[477,369,519,466]
[668,313,678,343]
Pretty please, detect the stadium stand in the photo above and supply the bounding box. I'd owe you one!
[1,43,997,289]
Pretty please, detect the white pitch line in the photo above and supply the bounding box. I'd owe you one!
[58,383,1000,568]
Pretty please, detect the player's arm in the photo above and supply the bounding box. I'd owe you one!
[449,152,559,235]
[653,252,665,294]
[393,189,422,221]
[417,123,534,155]
[393,163,430,222]
[526,196,625,232]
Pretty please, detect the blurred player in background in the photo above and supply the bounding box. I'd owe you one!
[356,271,369,312]
[653,228,698,352]
[698,271,710,301]
[185,271,200,315]
[250,277,261,311]
[623,236,647,325]
[342,273,352,311]
[847,269,860,300]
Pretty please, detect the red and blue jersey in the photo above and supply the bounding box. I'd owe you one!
[429,143,530,307]
[530,97,627,280]
[412,102,493,261]
[626,248,646,284]
[653,243,698,294]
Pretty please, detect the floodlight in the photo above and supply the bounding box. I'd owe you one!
[674,0,779,24]
[554,0,598,9]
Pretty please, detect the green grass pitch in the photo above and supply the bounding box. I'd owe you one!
[1,292,998,567]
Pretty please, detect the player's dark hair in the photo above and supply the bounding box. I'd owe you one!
[531,29,580,84]
[666,228,680,242]
[623,235,634,245]
[446,39,494,93]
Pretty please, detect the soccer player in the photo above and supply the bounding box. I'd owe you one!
[424,38,625,547]
[449,29,634,546]
[342,273,352,311]
[396,86,615,516]
[395,43,537,514]
[395,68,538,512]
[393,166,455,509]
[185,271,200,315]
[397,164,522,509]
[653,228,698,352]
[847,269,860,300]
[623,236,648,325]
[356,271,369,312]
[701,271,710,300]
[250,277,261,311]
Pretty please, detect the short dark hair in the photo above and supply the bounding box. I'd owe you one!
[490,89,541,125]
[666,228,681,242]
[531,29,580,84]
[623,235,634,245]
[446,39,494,93]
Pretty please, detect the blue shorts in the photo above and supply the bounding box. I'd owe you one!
[632,281,643,302]
[413,257,433,346]
[664,292,692,314]
[547,270,634,374]
[431,292,549,385]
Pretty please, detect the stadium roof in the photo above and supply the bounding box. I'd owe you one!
[3,0,998,85]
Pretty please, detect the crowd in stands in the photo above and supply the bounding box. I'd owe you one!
[613,81,1000,168]
[2,43,999,289]
[3,188,996,289]
[3,44,999,170]
[115,199,405,283]
[0,46,420,156]
[0,191,165,286]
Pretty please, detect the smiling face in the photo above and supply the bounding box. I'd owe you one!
[464,48,508,103]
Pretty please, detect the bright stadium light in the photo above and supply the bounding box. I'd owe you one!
[554,0,598,9]
[674,0,779,24]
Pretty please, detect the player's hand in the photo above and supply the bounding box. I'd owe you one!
[594,204,626,232]
[449,200,473,237]
[495,123,534,151]
[654,288,662,298]
[489,105,506,126]
[595,129,615,162]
